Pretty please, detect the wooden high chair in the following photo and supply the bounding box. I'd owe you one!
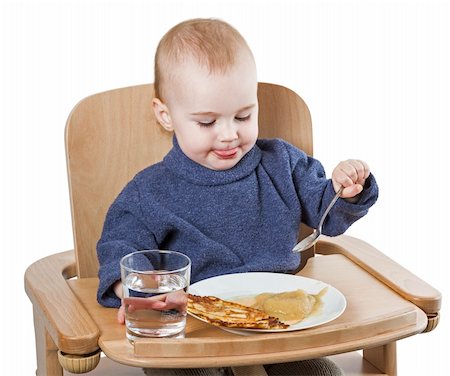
[24,83,441,376]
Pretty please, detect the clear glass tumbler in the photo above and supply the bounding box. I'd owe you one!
[120,250,191,342]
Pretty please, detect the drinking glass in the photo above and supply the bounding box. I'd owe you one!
[120,250,191,341]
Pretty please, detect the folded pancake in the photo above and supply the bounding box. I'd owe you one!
[187,294,289,329]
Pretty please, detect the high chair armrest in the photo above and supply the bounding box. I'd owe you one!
[24,250,100,354]
[315,235,441,315]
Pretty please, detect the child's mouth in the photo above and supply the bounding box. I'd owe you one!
[213,147,239,159]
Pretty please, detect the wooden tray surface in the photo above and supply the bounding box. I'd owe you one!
[68,254,427,368]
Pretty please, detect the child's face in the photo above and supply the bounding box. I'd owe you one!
[158,51,259,171]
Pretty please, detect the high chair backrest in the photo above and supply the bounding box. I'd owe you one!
[66,83,313,278]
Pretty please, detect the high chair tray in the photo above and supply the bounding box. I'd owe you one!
[67,250,429,368]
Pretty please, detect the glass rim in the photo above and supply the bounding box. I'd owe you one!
[120,249,191,275]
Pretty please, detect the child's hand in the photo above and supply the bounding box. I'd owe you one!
[331,159,370,199]
[117,290,188,324]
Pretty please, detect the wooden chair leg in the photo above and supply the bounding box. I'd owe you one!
[33,307,63,376]
[363,342,397,376]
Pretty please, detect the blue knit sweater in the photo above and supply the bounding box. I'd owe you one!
[97,138,378,307]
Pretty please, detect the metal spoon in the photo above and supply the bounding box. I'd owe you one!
[292,186,344,253]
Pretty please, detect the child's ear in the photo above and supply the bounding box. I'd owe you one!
[152,98,173,131]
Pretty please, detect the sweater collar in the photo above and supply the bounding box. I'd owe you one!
[163,136,261,186]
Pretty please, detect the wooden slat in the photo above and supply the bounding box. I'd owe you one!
[65,85,172,278]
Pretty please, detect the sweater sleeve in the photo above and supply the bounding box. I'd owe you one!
[290,146,379,236]
[96,181,158,308]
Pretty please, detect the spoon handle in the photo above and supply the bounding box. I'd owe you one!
[318,186,344,230]
[292,186,344,253]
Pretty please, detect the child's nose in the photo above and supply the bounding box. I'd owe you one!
[217,122,238,142]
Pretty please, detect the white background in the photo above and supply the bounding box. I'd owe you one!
[1,0,448,374]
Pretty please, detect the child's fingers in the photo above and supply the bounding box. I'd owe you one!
[123,296,167,309]
[332,167,354,189]
[339,160,367,183]
[350,159,370,183]
[117,304,126,324]
[123,291,188,313]
[164,291,188,314]
[337,161,359,184]
[333,159,370,190]
[341,184,363,198]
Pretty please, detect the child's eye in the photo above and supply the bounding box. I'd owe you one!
[235,114,251,122]
[197,120,216,127]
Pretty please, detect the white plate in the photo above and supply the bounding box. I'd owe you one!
[188,272,346,334]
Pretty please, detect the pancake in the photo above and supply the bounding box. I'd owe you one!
[187,294,289,329]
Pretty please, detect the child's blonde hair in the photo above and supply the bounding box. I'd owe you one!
[154,18,253,100]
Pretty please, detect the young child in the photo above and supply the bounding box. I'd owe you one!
[96,18,378,375]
